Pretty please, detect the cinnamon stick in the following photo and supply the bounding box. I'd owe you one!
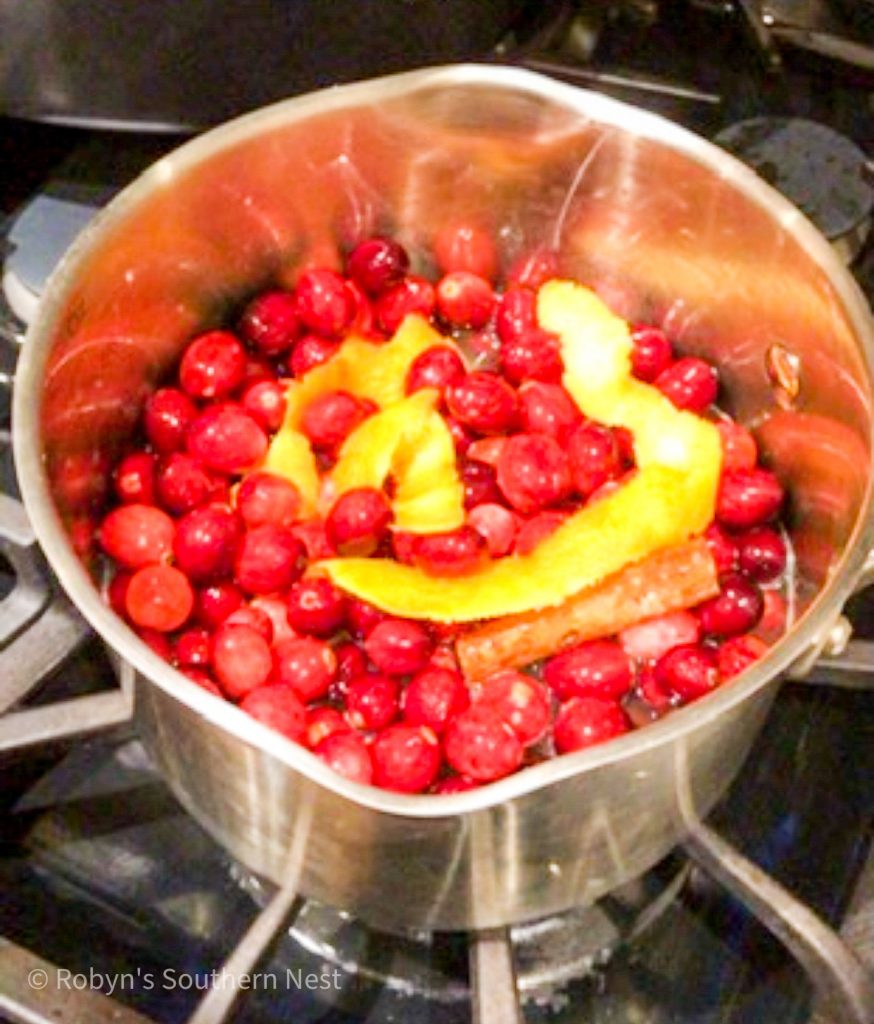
[456,538,718,681]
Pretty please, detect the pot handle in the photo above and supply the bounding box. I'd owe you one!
[787,550,874,683]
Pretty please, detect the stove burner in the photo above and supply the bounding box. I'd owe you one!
[714,117,874,262]
[233,858,689,1007]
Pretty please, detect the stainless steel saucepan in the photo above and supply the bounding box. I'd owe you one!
[11,65,874,934]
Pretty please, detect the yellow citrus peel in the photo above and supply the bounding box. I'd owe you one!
[321,280,722,622]
[262,314,458,517]
[329,389,465,534]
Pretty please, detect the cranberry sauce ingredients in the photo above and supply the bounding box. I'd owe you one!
[92,229,790,793]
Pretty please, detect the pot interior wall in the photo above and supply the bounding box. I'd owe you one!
[34,75,873,608]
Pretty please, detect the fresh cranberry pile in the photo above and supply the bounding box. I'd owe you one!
[96,225,791,794]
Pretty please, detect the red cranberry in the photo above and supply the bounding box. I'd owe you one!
[403,666,469,734]
[294,268,354,338]
[518,382,582,442]
[345,673,400,730]
[179,330,247,400]
[274,636,336,701]
[325,487,393,556]
[346,598,389,639]
[507,247,559,290]
[389,530,416,565]
[211,622,273,698]
[375,276,436,335]
[315,731,373,785]
[736,526,787,583]
[234,525,307,594]
[186,404,268,474]
[544,640,633,701]
[365,619,432,676]
[654,644,719,703]
[240,685,306,742]
[717,468,784,529]
[514,510,567,555]
[716,420,758,472]
[181,668,222,695]
[126,564,193,632]
[173,504,241,581]
[497,433,572,514]
[335,641,368,686]
[347,236,410,296]
[698,573,764,637]
[306,706,350,749]
[405,345,466,397]
[251,595,297,645]
[501,328,563,385]
[290,334,339,377]
[285,577,347,636]
[155,453,225,516]
[634,664,675,718]
[241,379,287,433]
[371,724,442,793]
[412,526,488,577]
[446,416,474,455]
[143,388,198,453]
[475,671,551,746]
[433,222,498,281]
[619,611,700,662]
[468,502,517,557]
[446,372,518,435]
[717,634,769,680]
[289,518,337,561]
[444,705,523,782]
[704,522,739,576]
[114,451,157,505]
[630,325,673,382]
[347,278,378,338]
[655,357,718,412]
[236,472,301,529]
[553,698,629,754]
[238,290,300,355]
[301,390,369,449]
[225,604,274,643]
[99,504,175,569]
[567,423,622,498]
[107,571,133,618]
[434,775,480,794]
[461,459,502,509]
[495,286,537,345]
[194,581,245,628]
[436,272,495,329]
[137,627,173,659]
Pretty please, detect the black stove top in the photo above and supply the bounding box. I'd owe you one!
[2,4,874,1023]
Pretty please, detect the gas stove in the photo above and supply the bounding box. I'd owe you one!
[2,4,874,1023]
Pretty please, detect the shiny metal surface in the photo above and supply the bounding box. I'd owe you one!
[11,66,874,931]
